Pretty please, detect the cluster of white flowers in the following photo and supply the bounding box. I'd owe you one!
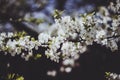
[38,15,88,62]
[60,58,79,73]
[106,72,120,80]
[0,1,119,79]
[0,32,40,61]
[108,0,120,14]
[38,12,119,62]
[37,1,120,73]
[0,0,119,64]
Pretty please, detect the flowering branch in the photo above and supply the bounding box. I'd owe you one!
[105,72,120,80]
[0,32,41,61]
[0,0,119,64]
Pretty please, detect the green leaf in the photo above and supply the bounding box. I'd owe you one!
[34,54,42,60]
[16,76,24,80]
[53,10,64,19]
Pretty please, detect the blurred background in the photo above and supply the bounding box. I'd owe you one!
[0,0,111,34]
[0,0,120,80]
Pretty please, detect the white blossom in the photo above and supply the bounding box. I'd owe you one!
[65,67,72,73]
[47,70,57,77]
[106,72,120,80]
[38,32,51,44]
[37,5,119,63]
[0,32,41,61]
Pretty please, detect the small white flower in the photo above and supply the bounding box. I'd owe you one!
[107,40,118,51]
[62,59,74,66]
[101,39,108,45]
[8,33,14,37]
[47,70,57,77]
[38,33,51,43]
[65,67,72,73]
[96,30,106,39]
[0,33,6,37]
